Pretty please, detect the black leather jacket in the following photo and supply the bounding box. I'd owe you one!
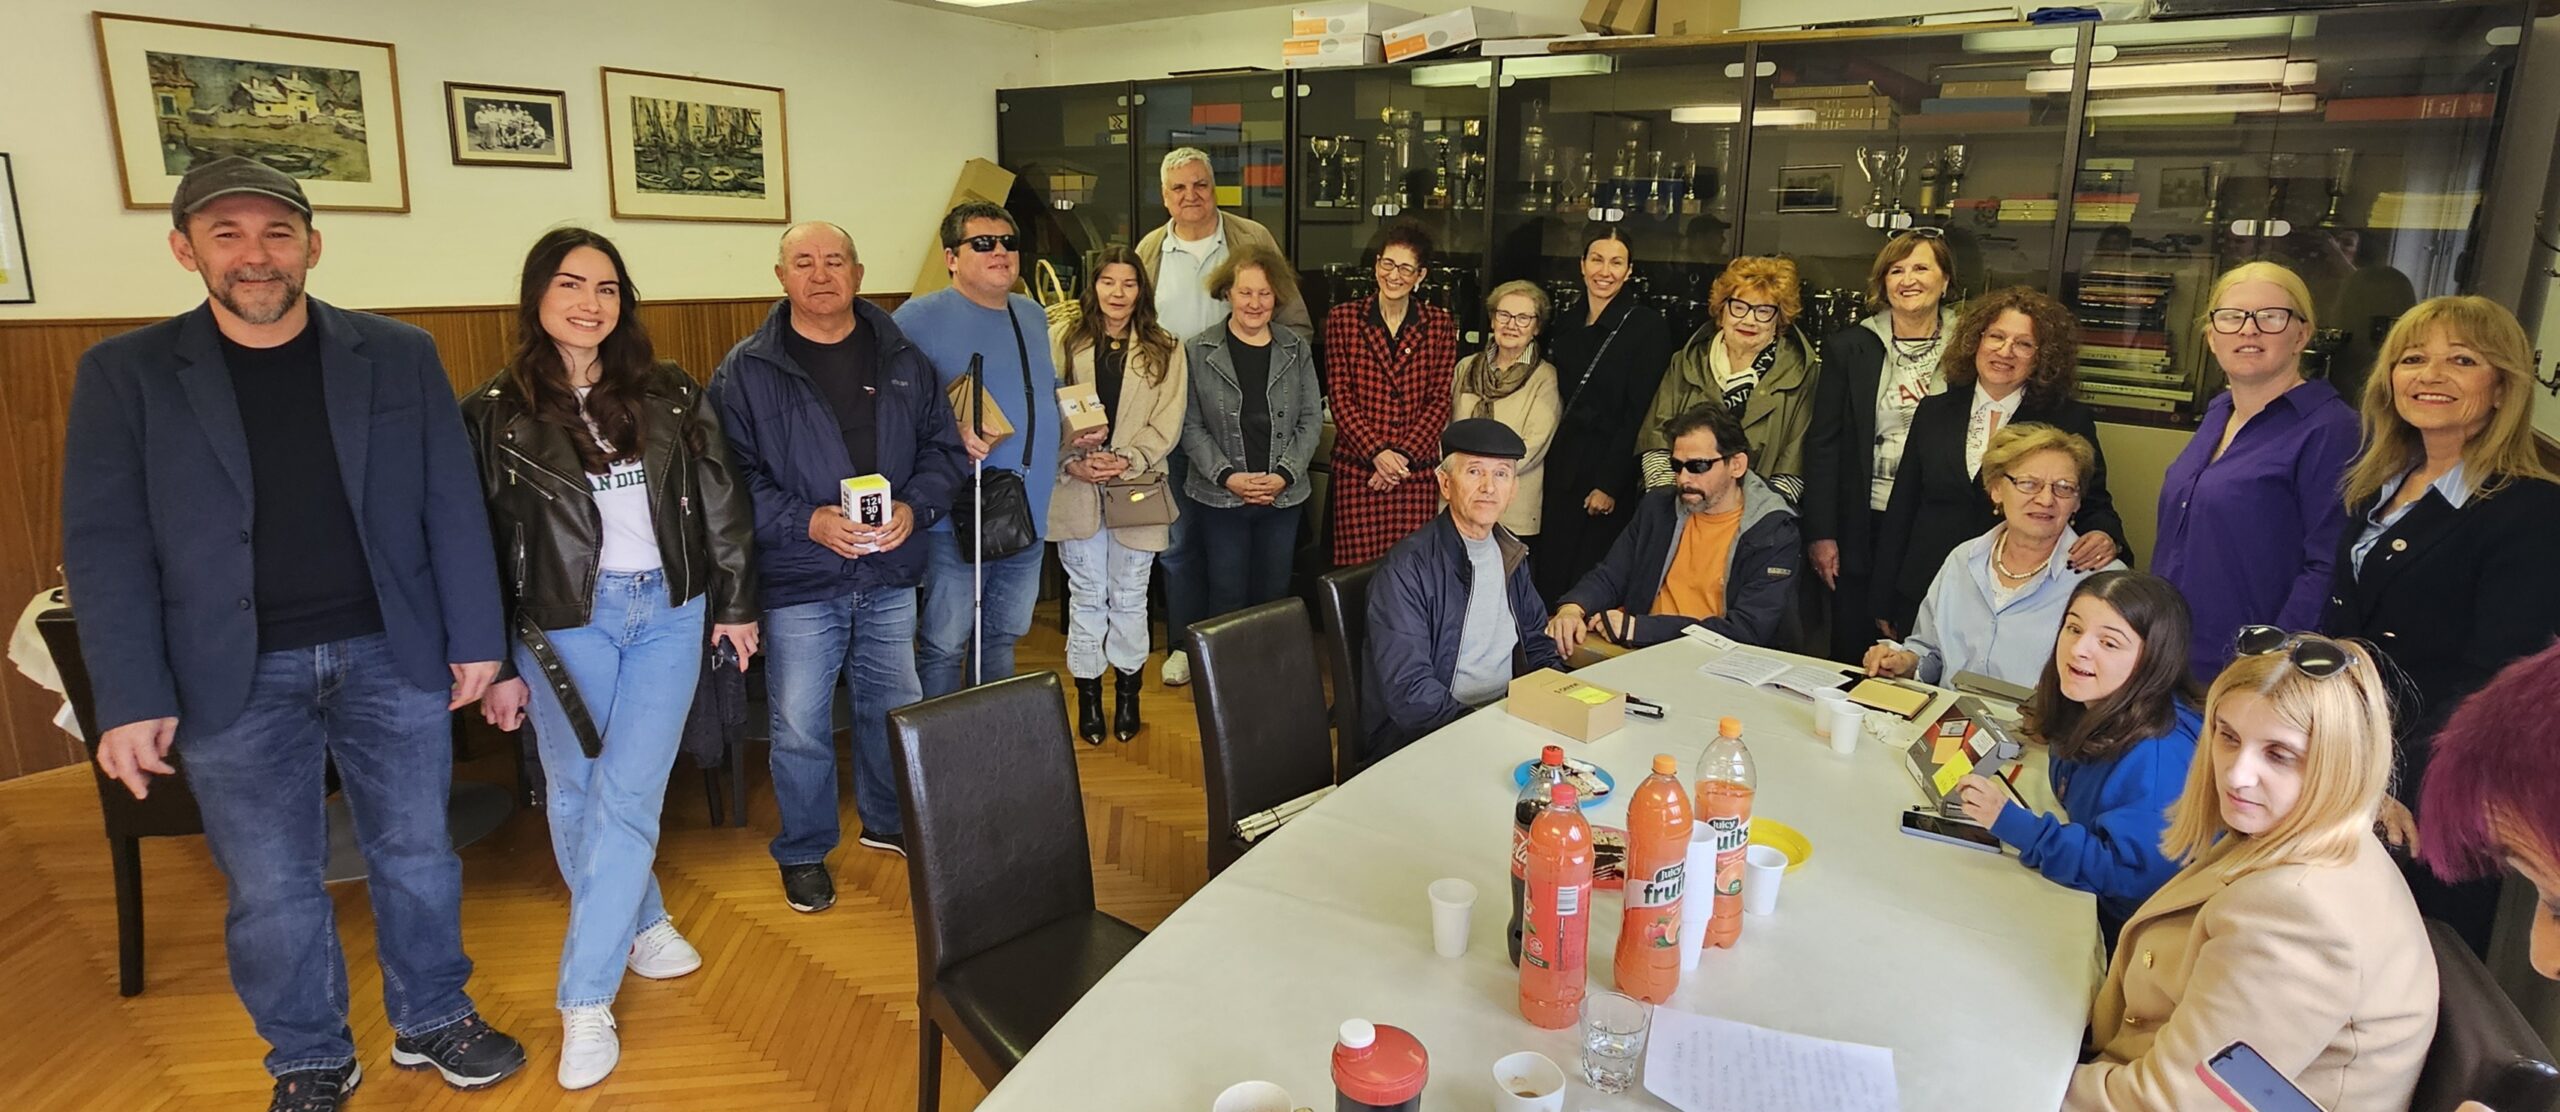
[460,361,756,753]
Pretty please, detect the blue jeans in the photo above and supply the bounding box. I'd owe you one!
[1196,501,1305,621]
[1057,527,1156,678]
[918,531,1044,698]
[179,632,475,1077]
[765,586,922,859]
[514,571,705,1009]
[1159,451,1208,649]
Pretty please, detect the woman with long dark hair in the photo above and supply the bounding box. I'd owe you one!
[462,227,758,1091]
[1531,225,1672,601]
[1048,245,1188,743]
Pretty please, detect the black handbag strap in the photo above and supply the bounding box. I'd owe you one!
[1005,305,1036,473]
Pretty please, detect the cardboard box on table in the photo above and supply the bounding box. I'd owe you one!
[1507,668,1625,743]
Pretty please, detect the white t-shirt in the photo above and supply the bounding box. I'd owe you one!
[1862,311,1951,511]
[1965,387,2026,480]
[579,387,661,572]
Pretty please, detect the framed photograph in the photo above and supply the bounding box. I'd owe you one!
[0,155,31,304]
[92,13,409,212]
[599,67,788,224]
[444,82,569,169]
[1777,164,1842,214]
[2156,166,2210,214]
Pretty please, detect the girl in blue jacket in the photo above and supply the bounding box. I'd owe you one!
[1954,570,2202,944]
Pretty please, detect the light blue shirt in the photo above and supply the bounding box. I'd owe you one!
[1153,221,1229,344]
[2351,461,2472,575]
[1903,524,2123,688]
[893,288,1062,531]
[1450,530,1516,706]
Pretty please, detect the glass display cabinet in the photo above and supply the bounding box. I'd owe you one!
[1135,74,1293,254]
[1289,62,1500,346]
[995,82,1138,302]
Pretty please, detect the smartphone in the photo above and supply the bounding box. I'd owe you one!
[1898,808,2002,853]
[2199,1042,2325,1112]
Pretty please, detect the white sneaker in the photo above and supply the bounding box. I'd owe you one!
[557,1005,618,1090]
[1161,649,1190,687]
[627,920,702,979]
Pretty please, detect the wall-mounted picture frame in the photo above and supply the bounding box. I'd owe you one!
[0,154,31,304]
[445,82,570,169]
[1776,164,1843,214]
[92,12,409,213]
[599,67,788,224]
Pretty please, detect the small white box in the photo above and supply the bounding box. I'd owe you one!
[840,474,892,529]
[1282,33,1385,68]
[1382,6,1520,63]
[1290,2,1425,36]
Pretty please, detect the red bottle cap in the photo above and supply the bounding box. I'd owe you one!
[1552,782,1578,807]
[1332,1019,1428,1105]
[1540,745,1565,766]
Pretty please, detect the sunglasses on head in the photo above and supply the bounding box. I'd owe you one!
[1668,453,1731,474]
[958,234,1020,254]
[2233,625,2356,678]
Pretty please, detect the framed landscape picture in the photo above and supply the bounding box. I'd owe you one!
[0,155,30,304]
[445,82,570,169]
[93,13,409,212]
[600,67,788,223]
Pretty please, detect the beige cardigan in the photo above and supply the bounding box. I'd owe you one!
[2067,832,2438,1111]
[1450,352,1562,536]
[1045,319,1190,551]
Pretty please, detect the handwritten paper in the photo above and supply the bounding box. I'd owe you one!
[1643,1007,1899,1112]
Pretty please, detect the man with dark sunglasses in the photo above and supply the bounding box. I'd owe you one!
[1549,403,1800,653]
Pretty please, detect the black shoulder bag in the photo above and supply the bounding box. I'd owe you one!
[952,307,1041,561]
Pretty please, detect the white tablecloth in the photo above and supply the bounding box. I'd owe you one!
[976,638,2102,1111]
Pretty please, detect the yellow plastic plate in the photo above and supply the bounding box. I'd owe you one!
[1751,818,1811,873]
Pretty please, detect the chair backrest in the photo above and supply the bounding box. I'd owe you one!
[36,608,205,838]
[1312,561,1379,784]
[2412,917,2560,1112]
[888,671,1096,981]
[1188,598,1335,875]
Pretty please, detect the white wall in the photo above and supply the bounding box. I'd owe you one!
[0,0,1043,318]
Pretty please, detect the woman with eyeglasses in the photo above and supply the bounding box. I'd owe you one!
[2152,262,2360,684]
[1637,255,1818,504]
[1530,226,1673,603]
[1869,286,2125,640]
[1863,423,2121,688]
[2324,295,2560,956]
[2066,629,2436,1111]
[1323,222,1458,567]
[1450,280,1561,542]
[1805,229,1959,662]
[1182,243,1323,618]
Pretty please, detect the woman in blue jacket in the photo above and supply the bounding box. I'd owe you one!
[1953,570,2201,944]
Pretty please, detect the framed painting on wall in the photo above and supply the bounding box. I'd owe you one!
[600,67,789,224]
[0,155,30,304]
[445,82,570,169]
[92,13,410,212]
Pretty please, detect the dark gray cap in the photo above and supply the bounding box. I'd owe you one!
[1440,417,1527,461]
[169,157,312,228]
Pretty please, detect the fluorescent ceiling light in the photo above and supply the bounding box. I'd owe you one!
[1963,15,2311,53]
[1501,55,1614,80]
[2025,57,2314,93]
[2081,91,2319,117]
[1409,61,1494,87]
[1669,105,1818,126]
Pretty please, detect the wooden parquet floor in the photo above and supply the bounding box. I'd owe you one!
[0,603,1213,1111]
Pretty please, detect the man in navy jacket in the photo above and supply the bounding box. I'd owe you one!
[60,159,522,1110]
[708,221,966,910]
[1360,419,1566,767]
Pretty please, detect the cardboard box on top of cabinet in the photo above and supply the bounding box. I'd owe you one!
[1291,2,1425,36]
[1580,0,1653,35]
[1382,7,1520,63]
[913,159,1015,297]
[1653,0,1739,37]
[1283,33,1386,68]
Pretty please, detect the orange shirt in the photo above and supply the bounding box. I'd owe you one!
[1652,505,1743,619]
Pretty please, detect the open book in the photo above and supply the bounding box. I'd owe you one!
[1683,627,1853,699]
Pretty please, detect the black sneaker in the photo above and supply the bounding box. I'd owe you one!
[389,1011,525,1090]
[781,862,835,912]
[267,1061,359,1112]
[857,829,907,858]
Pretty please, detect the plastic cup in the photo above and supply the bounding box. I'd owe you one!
[1742,844,1788,916]
[1211,1080,1293,1112]
[1825,702,1868,758]
[1678,824,1715,971]
[1427,878,1476,958]
[1809,688,1851,737]
[1491,1051,1566,1112]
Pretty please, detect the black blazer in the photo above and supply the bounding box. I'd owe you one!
[1541,296,1672,512]
[1803,324,1886,571]
[2323,475,2560,786]
[1869,383,2128,619]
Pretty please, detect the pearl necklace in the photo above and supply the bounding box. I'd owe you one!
[1994,535,2049,581]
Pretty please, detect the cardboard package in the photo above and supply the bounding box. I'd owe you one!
[1383,7,1519,62]
[1282,33,1387,68]
[1057,382,1109,436]
[1580,0,1654,35]
[1291,2,1425,36]
[912,159,1016,297]
[839,474,893,529]
[1653,0,1739,37]
[946,375,1016,452]
[1507,668,1625,743]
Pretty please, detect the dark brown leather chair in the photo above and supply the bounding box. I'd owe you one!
[1187,599,1335,877]
[2412,917,2560,1112]
[36,605,205,997]
[887,671,1144,1112]
[1312,561,1379,784]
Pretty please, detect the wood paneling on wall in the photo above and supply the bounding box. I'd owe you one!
[0,293,906,782]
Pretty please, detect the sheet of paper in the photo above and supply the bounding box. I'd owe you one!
[1697,652,1847,698]
[1643,1007,1899,1112]
[1682,625,1739,654]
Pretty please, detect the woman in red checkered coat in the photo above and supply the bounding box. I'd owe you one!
[1325,223,1459,566]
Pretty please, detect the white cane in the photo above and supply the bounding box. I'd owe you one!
[965,353,987,687]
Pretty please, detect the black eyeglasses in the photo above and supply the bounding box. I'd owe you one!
[1375,258,1423,279]
[1723,298,1780,323]
[1668,453,1731,474]
[2209,307,2302,334]
[957,234,1020,254]
[2233,625,2356,678]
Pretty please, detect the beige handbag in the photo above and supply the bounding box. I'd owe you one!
[1102,470,1176,528]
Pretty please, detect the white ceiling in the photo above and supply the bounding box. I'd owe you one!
[885,0,1291,32]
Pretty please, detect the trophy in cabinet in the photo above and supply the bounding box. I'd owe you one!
[1888,146,1911,219]
[1308,136,1338,208]
[1428,128,1454,209]
[1459,118,1487,210]
[2201,159,2231,226]
[1679,155,1705,216]
[1855,146,1892,217]
[2266,152,2298,226]
[1375,107,1415,216]
[1916,154,1942,217]
[1517,100,1551,213]
[1938,144,1968,216]
[2321,147,2356,228]
[1338,136,1364,212]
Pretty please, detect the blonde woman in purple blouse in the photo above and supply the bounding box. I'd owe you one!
[2151,262,2358,682]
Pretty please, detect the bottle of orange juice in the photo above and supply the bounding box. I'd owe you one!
[1518,782,1593,1029]
[1615,753,1692,1002]
[1695,717,1757,949]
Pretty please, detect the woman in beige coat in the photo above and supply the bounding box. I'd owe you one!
[2069,627,2437,1111]
[1452,280,1561,541]
[1048,246,1189,744]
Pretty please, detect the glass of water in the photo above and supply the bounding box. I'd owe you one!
[1580,991,1651,1093]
